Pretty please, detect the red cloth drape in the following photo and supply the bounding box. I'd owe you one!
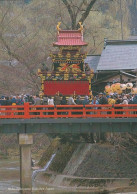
[44,81,89,95]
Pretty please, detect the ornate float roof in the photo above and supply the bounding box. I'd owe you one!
[53,22,88,46]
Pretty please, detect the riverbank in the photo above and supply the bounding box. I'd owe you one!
[0,158,136,194]
[34,172,137,193]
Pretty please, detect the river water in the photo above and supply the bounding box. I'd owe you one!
[0,159,136,194]
[0,159,98,194]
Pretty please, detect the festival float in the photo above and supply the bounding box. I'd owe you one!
[38,22,93,98]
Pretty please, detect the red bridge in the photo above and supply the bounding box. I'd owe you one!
[0,103,137,119]
[0,103,137,194]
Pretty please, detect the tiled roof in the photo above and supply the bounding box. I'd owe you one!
[53,30,87,46]
[85,55,100,72]
[97,40,137,71]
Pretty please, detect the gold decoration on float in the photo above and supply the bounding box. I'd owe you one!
[56,22,61,34]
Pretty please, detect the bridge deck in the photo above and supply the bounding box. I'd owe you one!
[0,117,137,133]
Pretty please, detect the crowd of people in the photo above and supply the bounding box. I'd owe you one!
[0,92,137,106]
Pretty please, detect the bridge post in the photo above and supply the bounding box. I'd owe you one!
[18,134,33,194]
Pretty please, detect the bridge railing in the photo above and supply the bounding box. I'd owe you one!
[0,103,137,119]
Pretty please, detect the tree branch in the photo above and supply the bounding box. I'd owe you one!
[62,0,74,21]
[78,0,97,26]
[76,1,85,16]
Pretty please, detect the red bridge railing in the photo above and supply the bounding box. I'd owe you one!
[0,103,137,119]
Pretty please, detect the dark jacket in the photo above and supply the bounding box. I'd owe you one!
[99,96,108,105]
[61,97,67,105]
[54,95,61,105]
[42,97,48,105]
[75,98,83,105]
[133,95,137,104]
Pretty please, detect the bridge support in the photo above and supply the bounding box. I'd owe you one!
[18,134,33,194]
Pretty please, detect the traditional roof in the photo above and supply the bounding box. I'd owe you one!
[97,40,137,71]
[85,55,100,72]
[53,30,88,46]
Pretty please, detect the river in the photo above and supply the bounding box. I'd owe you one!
[0,159,136,194]
[0,159,100,194]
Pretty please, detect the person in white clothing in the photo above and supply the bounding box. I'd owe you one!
[48,96,54,105]
[121,96,128,105]
[48,96,54,115]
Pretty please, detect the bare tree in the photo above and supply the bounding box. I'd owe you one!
[61,0,97,29]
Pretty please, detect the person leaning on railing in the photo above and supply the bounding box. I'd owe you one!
[67,95,76,105]
[60,96,67,115]
[115,95,123,114]
[48,96,54,115]
[131,94,137,114]
[42,95,48,115]
[67,95,76,116]
[75,95,83,115]
[0,96,7,116]
[98,93,108,115]
[34,94,42,115]
[90,96,99,115]
[54,94,62,115]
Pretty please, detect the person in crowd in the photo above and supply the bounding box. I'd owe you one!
[28,95,34,105]
[82,96,90,115]
[83,95,90,105]
[67,95,76,116]
[115,95,122,104]
[121,96,128,105]
[90,96,99,115]
[60,96,67,115]
[61,96,67,105]
[16,95,24,105]
[75,95,83,105]
[121,96,128,115]
[42,95,48,115]
[128,94,134,104]
[98,93,108,115]
[99,93,108,105]
[98,92,103,100]
[11,96,17,105]
[5,97,12,106]
[0,96,6,106]
[42,95,48,105]
[34,94,41,105]
[48,96,54,105]
[115,95,123,114]
[133,94,137,104]
[67,95,76,105]
[34,94,42,115]
[91,96,99,105]
[48,96,54,115]
[54,93,61,105]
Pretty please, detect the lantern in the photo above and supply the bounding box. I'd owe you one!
[117,89,122,94]
[115,83,121,90]
[111,84,117,92]
[105,85,111,93]
[131,88,137,94]
[126,83,133,89]
[120,84,127,90]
